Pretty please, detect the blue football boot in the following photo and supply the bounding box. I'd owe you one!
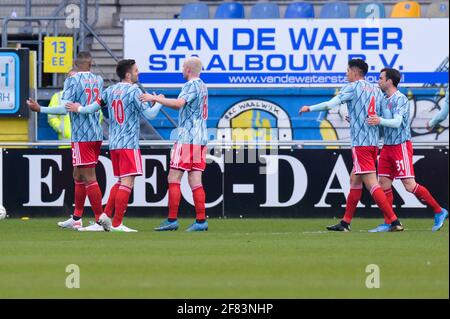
[432,209,448,232]
[186,221,209,232]
[368,223,390,233]
[154,219,179,231]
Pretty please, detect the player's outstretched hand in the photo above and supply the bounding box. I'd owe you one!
[426,121,433,132]
[26,98,41,112]
[367,115,380,126]
[299,106,310,115]
[65,102,81,113]
[139,93,157,103]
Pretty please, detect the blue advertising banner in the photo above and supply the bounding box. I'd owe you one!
[124,19,449,87]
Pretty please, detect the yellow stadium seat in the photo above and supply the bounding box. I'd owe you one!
[390,1,421,18]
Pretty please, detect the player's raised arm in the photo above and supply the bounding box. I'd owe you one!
[66,87,108,114]
[299,95,343,115]
[367,104,403,128]
[368,92,408,129]
[299,83,355,115]
[35,73,82,114]
[27,98,68,115]
[141,102,163,120]
[135,91,164,120]
[141,93,186,110]
[367,112,402,128]
[65,100,104,114]
[428,88,449,129]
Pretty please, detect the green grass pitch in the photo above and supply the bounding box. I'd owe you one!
[0,218,448,298]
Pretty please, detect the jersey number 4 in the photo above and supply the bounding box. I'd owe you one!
[112,99,125,124]
[368,96,376,116]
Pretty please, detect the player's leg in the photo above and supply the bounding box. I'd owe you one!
[97,149,121,231]
[154,168,184,231]
[399,141,447,231]
[401,178,448,232]
[377,146,395,210]
[73,167,86,220]
[74,141,104,231]
[77,167,106,232]
[327,147,366,232]
[185,144,208,232]
[168,168,184,221]
[379,176,394,208]
[343,171,363,224]
[80,167,103,222]
[327,171,362,232]
[111,176,137,232]
[186,170,208,232]
[362,172,403,232]
[101,178,121,221]
[57,166,84,229]
[354,146,403,231]
[72,142,86,221]
[368,176,394,233]
[155,143,188,231]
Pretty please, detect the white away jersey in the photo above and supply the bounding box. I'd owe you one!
[61,72,104,142]
[176,78,208,146]
[337,80,384,147]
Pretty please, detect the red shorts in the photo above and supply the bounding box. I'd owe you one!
[351,146,378,175]
[170,143,207,172]
[378,141,415,180]
[71,141,102,168]
[110,149,143,178]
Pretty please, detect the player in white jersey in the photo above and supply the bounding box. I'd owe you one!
[27,52,105,231]
[66,59,163,232]
[140,57,209,232]
[427,87,449,130]
[299,59,403,232]
[367,68,448,232]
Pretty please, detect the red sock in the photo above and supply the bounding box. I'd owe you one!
[371,185,398,224]
[85,181,103,222]
[73,180,86,218]
[383,188,394,223]
[342,186,362,224]
[104,182,121,218]
[168,182,181,220]
[112,185,132,227]
[192,185,206,221]
[412,184,442,213]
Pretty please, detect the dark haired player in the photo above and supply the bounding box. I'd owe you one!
[66,59,163,232]
[300,59,404,232]
[27,52,104,231]
[367,68,448,232]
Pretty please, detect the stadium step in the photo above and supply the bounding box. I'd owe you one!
[92,42,123,51]
[89,27,123,81]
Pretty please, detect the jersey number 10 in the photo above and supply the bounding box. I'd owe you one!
[112,99,125,124]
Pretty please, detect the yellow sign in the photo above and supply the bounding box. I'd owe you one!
[44,37,73,73]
